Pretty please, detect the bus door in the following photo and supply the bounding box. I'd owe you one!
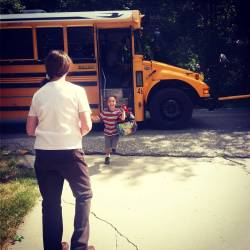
[97,28,134,111]
[66,26,99,115]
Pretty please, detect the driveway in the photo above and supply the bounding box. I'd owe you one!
[4,107,250,250]
[9,155,250,250]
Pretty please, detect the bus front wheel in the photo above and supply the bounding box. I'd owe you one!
[149,88,193,129]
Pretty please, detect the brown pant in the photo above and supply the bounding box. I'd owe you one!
[34,149,92,250]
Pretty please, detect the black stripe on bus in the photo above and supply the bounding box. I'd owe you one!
[0,81,97,88]
[68,71,97,76]
[0,83,43,88]
[0,71,97,78]
[73,82,97,87]
[90,104,99,109]
[0,12,124,22]
[1,73,45,78]
[0,58,96,65]
[0,95,33,98]
[0,104,99,111]
[0,16,92,22]
[0,106,30,111]
[0,60,43,66]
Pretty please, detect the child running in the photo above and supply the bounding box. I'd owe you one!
[94,96,125,164]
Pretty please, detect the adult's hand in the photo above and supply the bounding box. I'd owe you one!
[79,111,92,136]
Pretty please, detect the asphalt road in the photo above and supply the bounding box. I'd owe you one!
[1,107,250,158]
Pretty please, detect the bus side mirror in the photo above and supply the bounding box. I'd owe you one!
[154,28,161,38]
[219,53,229,64]
[143,45,153,60]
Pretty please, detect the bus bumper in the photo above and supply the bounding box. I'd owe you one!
[201,94,250,110]
[200,97,221,111]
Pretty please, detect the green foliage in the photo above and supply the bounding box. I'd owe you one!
[0,179,39,246]
[0,0,23,14]
[0,151,39,247]
[11,234,24,243]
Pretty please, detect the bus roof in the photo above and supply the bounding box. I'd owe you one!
[0,10,143,28]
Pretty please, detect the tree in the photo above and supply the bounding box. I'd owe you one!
[1,0,249,96]
[0,0,24,13]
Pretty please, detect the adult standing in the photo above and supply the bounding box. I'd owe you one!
[26,50,94,250]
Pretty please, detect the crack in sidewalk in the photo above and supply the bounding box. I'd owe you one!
[63,199,139,250]
[223,157,250,175]
[91,211,139,250]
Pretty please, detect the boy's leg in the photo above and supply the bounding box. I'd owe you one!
[111,135,119,154]
[34,150,64,250]
[61,149,92,250]
[104,135,112,164]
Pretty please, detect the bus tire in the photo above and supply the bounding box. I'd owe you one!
[149,88,193,129]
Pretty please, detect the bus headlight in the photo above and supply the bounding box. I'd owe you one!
[203,88,210,95]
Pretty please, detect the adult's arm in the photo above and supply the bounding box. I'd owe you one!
[79,111,92,136]
[26,116,38,136]
[91,114,101,122]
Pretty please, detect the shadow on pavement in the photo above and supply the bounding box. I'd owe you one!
[88,156,200,185]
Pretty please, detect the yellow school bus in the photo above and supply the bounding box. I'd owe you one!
[0,10,211,128]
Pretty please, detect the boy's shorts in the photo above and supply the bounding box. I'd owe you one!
[105,135,119,149]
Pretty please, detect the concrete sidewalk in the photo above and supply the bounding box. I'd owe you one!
[9,155,250,250]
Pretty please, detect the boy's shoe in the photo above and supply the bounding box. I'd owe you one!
[104,156,110,165]
[61,242,69,250]
[61,242,94,250]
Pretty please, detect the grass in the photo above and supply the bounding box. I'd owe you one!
[0,149,39,248]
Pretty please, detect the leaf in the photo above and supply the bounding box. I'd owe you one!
[11,234,24,243]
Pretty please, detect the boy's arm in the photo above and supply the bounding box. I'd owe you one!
[120,109,126,121]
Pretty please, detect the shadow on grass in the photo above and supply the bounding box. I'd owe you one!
[0,153,36,183]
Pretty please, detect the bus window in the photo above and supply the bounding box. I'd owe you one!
[0,28,33,60]
[36,27,64,60]
[134,29,143,55]
[67,26,95,63]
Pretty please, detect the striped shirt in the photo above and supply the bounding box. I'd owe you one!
[100,108,122,136]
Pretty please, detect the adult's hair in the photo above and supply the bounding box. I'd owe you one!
[45,50,72,79]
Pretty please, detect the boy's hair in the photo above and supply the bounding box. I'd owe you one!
[106,95,117,102]
[45,50,72,79]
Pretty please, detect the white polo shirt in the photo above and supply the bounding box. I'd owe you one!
[28,78,91,150]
